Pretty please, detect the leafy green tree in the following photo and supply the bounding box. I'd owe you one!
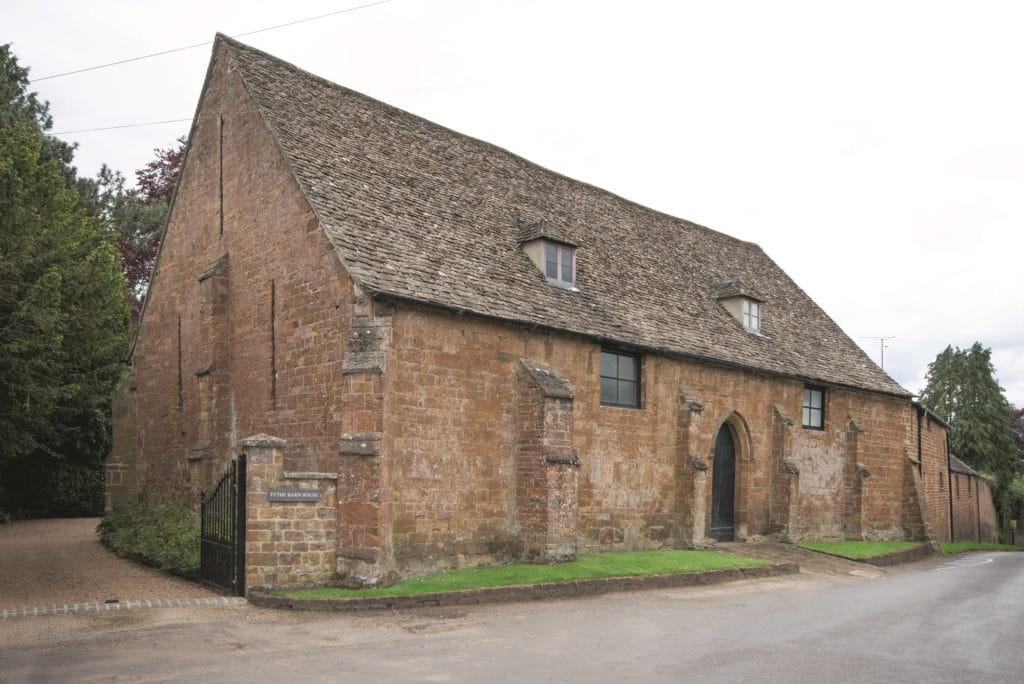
[99,136,184,325]
[919,343,1019,511]
[0,44,130,516]
[1011,406,1024,464]
[96,167,166,324]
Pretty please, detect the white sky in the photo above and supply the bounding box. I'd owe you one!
[7,0,1024,406]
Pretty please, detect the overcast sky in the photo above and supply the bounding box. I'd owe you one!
[7,0,1024,406]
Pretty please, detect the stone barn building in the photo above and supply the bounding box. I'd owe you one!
[108,36,946,588]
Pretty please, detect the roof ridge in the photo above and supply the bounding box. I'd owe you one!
[216,35,764,251]
[203,36,909,398]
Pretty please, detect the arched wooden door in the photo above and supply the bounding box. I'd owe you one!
[710,426,736,541]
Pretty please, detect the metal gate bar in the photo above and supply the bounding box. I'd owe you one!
[200,454,246,595]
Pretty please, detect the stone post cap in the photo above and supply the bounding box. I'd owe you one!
[239,434,287,449]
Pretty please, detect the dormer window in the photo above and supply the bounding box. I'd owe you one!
[517,221,579,289]
[742,299,760,332]
[544,242,574,284]
[713,280,764,334]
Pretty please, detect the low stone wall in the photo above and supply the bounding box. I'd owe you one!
[249,562,799,611]
[860,542,936,567]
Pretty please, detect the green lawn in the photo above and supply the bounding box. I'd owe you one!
[276,550,769,599]
[798,540,924,559]
[940,542,1022,556]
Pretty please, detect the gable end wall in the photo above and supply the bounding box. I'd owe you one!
[108,45,357,507]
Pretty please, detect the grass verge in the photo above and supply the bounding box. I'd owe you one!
[798,540,923,559]
[940,542,1022,556]
[276,550,768,599]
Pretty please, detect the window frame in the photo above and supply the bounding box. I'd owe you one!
[742,298,760,332]
[543,242,575,285]
[802,385,825,430]
[599,348,642,409]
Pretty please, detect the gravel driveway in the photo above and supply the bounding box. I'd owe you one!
[0,518,217,609]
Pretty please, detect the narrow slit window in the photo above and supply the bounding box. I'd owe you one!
[270,279,277,409]
[177,316,183,412]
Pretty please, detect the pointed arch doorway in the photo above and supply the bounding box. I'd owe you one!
[710,425,736,541]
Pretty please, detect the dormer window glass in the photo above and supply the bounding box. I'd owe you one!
[714,281,764,335]
[544,242,574,284]
[742,299,760,332]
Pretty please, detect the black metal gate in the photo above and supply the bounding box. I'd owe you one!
[200,454,246,595]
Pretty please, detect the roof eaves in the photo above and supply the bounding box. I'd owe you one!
[369,288,913,399]
[948,453,980,477]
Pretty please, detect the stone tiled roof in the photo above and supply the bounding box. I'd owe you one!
[217,35,909,397]
[949,454,980,477]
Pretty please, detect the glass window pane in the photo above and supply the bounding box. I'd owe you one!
[618,355,637,381]
[545,244,557,278]
[803,407,812,426]
[618,379,637,406]
[600,377,618,404]
[803,389,811,407]
[812,408,823,427]
[811,390,822,409]
[560,247,573,282]
[600,352,617,378]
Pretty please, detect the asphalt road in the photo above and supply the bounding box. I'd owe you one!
[1,552,1022,683]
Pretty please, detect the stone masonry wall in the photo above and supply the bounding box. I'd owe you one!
[515,359,579,563]
[242,435,337,589]
[918,412,951,541]
[108,44,355,508]
[978,480,998,543]
[951,472,978,542]
[108,43,929,585]
[382,302,921,575]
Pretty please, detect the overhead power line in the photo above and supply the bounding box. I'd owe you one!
[30,0,394,83]
[51,118,192,135]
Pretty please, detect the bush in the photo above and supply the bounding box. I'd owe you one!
[98,500,200,578]
[0,456,105,518]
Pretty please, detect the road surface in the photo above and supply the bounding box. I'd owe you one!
[1,551,1021,682]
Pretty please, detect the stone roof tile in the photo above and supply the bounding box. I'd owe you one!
[217,35,909,397]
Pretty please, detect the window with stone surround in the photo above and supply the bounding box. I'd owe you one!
[802,386,825,429]
[600,349,641,408]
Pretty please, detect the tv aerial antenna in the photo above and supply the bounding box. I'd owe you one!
[861,336,895,370]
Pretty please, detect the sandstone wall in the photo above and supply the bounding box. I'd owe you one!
[107,45,354,508]
[381,304,921,574]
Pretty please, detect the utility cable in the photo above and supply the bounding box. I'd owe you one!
[51,118,192,135]
[30,0,394,82]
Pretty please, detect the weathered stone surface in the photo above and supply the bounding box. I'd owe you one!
[108,36,970,591]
